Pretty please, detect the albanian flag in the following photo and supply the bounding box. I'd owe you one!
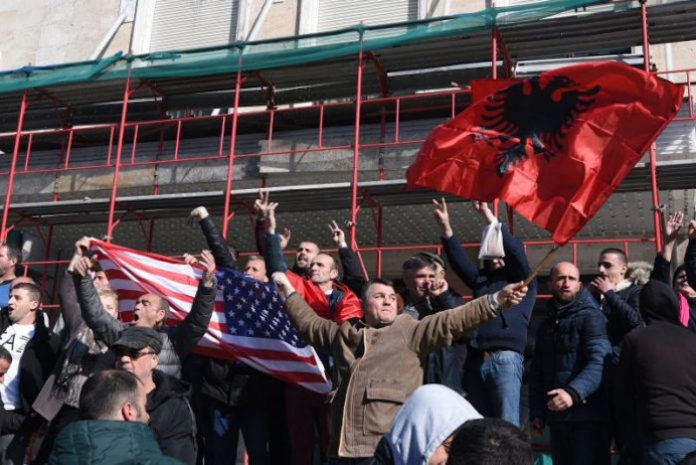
[407,61,683,244]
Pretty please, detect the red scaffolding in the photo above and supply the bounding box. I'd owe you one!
[0,0,695,305]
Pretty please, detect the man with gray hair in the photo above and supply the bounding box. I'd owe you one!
[401,251,467,393]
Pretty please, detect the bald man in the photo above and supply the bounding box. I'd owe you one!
[529,262,612,465]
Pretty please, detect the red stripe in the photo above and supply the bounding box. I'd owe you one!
[111,251,200,288]
[192,345,327,385]
[95,241,330,392]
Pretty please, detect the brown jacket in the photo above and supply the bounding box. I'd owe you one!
[284,292,497,458]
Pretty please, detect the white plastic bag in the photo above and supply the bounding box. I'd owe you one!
[478,219,505,260]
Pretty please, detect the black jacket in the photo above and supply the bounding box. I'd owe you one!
[0,308,60,415]
[593,282,642,363]
[148,370,197,465]
[76,274,216,378]
[618,280,696,445]
[530,288,612,424]
[401,290,467,393]
[441,227,537,354]
[197,216,282,407]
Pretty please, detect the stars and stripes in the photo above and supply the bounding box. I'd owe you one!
[90,239,331,394]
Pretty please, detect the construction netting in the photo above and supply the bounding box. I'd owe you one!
[0,0,616,94]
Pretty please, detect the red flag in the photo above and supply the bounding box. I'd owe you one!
[407,62,683,244]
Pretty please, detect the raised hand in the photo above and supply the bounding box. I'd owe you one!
[254,190,278,234]
[590,275,614,294]
[690,220,696,240]
[272,271,296,297]
[72,256,93,277]
[328,220,347,247]
[188,206,209,224]
[496,282,527,308]
[472,200,497,224]
[432,197,453,238]
[280,228,292,250]
[664,210,684,242]
[427,277,448,297]
[199,250,216,287]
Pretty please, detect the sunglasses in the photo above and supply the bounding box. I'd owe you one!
[114,347,156,359]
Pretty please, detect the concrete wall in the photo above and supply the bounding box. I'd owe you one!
[0,0,129,69]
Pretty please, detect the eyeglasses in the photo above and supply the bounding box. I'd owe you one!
[113,347,156,359]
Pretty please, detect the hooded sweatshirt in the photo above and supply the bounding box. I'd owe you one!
[618,280,696,443]
[385,385,481,465]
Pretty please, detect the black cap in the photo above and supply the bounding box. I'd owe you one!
[112,326,163,354]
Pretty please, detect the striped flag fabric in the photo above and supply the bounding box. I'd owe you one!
[90,239,331,394]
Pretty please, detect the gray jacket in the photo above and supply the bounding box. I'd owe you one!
[75,275,216,378]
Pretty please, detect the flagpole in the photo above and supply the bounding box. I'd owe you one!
[522,245,560,287]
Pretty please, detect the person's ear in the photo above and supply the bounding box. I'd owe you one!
[122,401,136,421]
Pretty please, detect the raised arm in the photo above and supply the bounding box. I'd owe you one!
[273,272,339,354]
[60,237,94,336]
[258,194,290,274]
[170,250,217,358]
[330,220,366,296]
[189,206,237,269]
[73,256,125,345]
[652,211,683,283]
[410,283,526,354]
[501,223,532,282]
[434,198,481,288]
[254,190,291,256]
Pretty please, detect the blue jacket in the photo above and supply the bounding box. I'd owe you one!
[441,226,536,353]
[530,288,611,424]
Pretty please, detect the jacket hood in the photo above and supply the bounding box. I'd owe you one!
[386,385,481,465]
[148,369,192,411]
[640,279,680,325]
[49,420,169,465]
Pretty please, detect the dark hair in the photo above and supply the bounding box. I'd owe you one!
[673,264,687,288]
[79,370,142,420]
[0,242,22,266]
[447,418,532,465]
[11,282,41,303]
[599,247,627,265]
[0,346,12,364]
[402,254,438,276]
[361,277,395,304]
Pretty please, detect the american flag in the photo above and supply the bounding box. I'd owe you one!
[90,239,331,394]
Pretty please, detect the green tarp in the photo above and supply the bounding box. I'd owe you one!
[0,0,606,95]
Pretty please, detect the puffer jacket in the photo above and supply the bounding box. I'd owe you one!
[530,288,612,424]
[75,274,216,378]
[49,420,183,465]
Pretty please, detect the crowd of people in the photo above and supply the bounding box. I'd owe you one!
[0,191,695,465]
